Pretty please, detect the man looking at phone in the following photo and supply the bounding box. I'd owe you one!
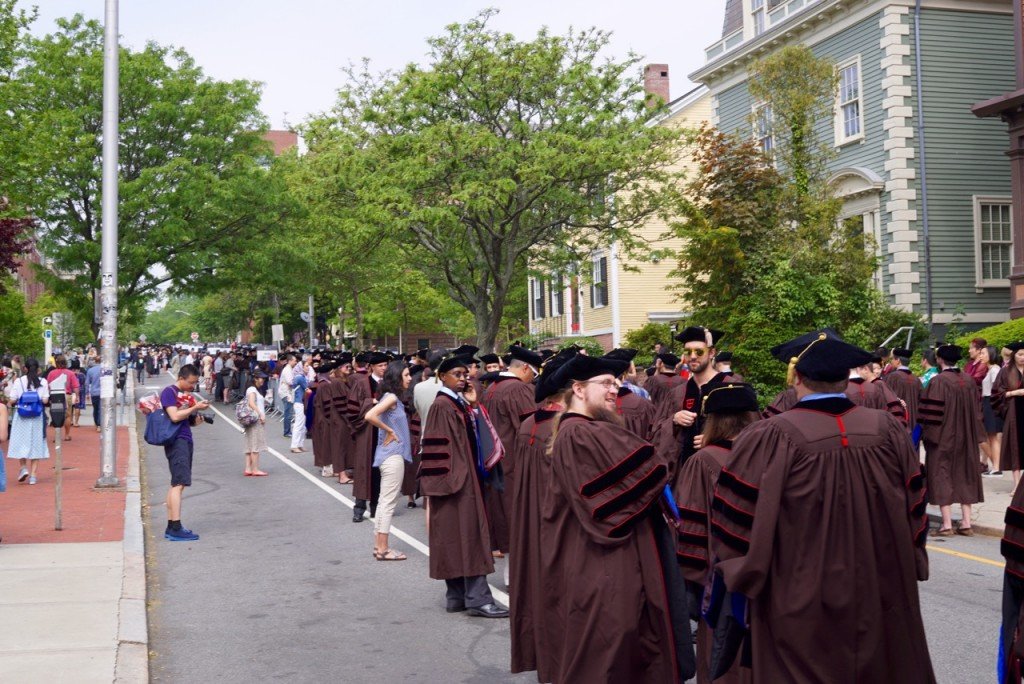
[161,364,210,542]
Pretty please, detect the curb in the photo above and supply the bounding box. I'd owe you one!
[115,375,149,683]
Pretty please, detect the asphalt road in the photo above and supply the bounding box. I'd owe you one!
[138,379,1004,683]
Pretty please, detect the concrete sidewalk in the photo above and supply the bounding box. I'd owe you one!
[0,391,147,683]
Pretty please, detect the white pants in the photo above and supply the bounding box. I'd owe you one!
[374,455,405,534]
[290,401,306,449]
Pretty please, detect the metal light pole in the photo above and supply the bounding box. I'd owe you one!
[308,294,315,347]
[96,0,120,488]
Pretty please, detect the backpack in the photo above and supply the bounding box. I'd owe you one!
[16,379,44,419]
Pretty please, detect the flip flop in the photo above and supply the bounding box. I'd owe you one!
[251,471,268,477]
[244,472,253,477]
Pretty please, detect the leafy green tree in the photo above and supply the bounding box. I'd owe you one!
[0,13,293,332]
[316,10,684,351]
[0,276,40,355]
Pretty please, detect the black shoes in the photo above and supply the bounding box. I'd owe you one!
[465,603,509,618]
[352,512,365,523]
[446,601,466,613]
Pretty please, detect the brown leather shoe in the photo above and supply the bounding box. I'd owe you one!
[929,527,955,537]
[956,525,974,537]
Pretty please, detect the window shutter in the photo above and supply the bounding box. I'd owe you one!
[537,280,545,319]
[599,257,608,306]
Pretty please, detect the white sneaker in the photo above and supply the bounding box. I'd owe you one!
[17,467,29,482]
[321,465,334,478]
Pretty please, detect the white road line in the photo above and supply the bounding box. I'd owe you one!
[196,387,510,606]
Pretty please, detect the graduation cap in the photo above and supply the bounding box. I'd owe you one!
[501,354,512,366]
[935,344,962,364]
[408,363,425,376]
[535,348,579,403]
[478,370,502,384]
[891,348,912,359]
[675,326,723,346]
[354,352,369,364]
[415,348,430,363]
[365,351,392,365]
[701,382,758,416]
[1007,341,1024,353]
[539,349,556,361]
[656,353,681,368]
[645,366,656,377]
[479,353,500,365]
[715,351,733,364]
[775,332,874,383]
[449,344,479,360]
[508,344,544,368]
[550,354,630,388]
[336,352,354,365]
[437,354,474,374]
[603,348,638,363]
[770,328,842,363]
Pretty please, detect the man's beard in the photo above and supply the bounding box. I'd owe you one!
[589,405,624,427]
[689,357,710,374]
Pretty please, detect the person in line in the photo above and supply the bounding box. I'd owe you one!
[85,358,102,432]
[289,362,310,454]
[243,370,268,477]
[994,341,1024,490]
[645,351,684,409]
[711,333,934,683]
[674,381,759,684]
[921,349,939,387]
[603,348,656,440]
[0,402,7,541]
[70,359,86,428]
[883,347,922,435]
[348,352,390,522]
[712,351,736,376]
[5,358,50,485]
[278,354,297,438]
[161,364,210,542]
[921,344,985,536]
[418,353,507,618]
[45,354,79,442]
[981,345,1005,477]
[364,360,413,561]
[543,353,693,682]
[964,336,989,390]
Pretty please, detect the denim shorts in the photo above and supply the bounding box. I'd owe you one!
[164,438,194,487]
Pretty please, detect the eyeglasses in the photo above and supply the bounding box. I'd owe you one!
[580,379,618,390]
[683,348,708,357]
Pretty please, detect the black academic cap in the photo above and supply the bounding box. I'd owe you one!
[645,367,656,377]
[539,349,556,361]
[1007,341,1024,353]
[675,326,724,346]
[770,328,842,363]
[715,351,733,363]
[415,348,430,362]
[437,354,473,374]
[551,354,629,388]
[870,356,883,366]
[366,351,391,365]
[656,353,681,367]
[501,354,512,366]
[317,361,341,374]
[603,348,639,363]
[775,334,873,383]
[891,348,912,359]
[478,370,502,384]
[450,344,479,359]
[535,348,580,403]
[508,344,544,368]
[354,352,369,364]
[337,352,353,364]
[701,382,758,416]
[479,353,500,365]
[408,363,425,376]
[427,350,448,371]
[936,344,962,363]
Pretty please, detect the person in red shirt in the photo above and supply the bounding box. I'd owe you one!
[45,354,80,442]
[964,337,990,390]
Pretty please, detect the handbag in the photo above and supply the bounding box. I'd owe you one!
[235,397,259,427]
[144,408,183,446]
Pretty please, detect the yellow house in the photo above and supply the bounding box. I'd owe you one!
[528,79,712,351]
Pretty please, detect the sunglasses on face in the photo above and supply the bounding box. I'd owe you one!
[684,348,708,357]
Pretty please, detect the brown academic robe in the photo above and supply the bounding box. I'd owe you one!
[346,372,379,503]
[712,397,934,684]
[312,379,336,469]
[615,386,657,441]
[547,414,694,684]
[312,378,351,473]
[674,441,751,684]
[1001,476,1024,681]
[762,387,797,418]
[920,368,985,506]
[401,406,422,497]
[656,372,739,474]
[883,367,922,429]
[509,406,561,681]
[992,365,1024,472]
[480,376,535,554]
[846,377,908,425]
[646,371,684,411]
[418,391,494,580]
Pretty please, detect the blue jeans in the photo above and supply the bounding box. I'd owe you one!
[282,399,293,436]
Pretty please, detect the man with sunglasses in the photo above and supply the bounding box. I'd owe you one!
[419,354,508,618]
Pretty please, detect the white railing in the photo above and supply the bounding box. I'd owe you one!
[768,0,821,28]
[704,28,744,62]
[703,0,825,64]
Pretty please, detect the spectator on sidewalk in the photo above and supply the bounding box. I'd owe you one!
[364,361,412,561]
[5,358,50,486]
[279,354,298,438]
[70,359,86,428]
[46,354,80,442]
[289,366,309,453]
[161,364,210,542]
[964,337,989,391]
[243,371,269,477]
[85,359,102,432]
[981,345,1004,477]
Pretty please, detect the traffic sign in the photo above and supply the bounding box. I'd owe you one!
[44,329,52,339]
[191,332,199,342]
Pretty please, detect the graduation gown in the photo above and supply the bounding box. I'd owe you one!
[547,413,694,684]
[646,372,684,410]
[480,376,535,554]
[401,396,422,497]
[655,372,738,475]
[1001,478,1024,682]
[712,397,934,684]
[312,378,350,472]
[919,368,984,506]
[883,367,922,428]
[418,392,494,580]
[762,387,797,419]
[673,440,752,684]
[509,406,561,681]
[616,385,656,441]
[846,377,907,425]
[992,365,1024,472]
[346,371,379,503]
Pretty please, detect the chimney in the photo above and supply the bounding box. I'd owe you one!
[643,64,670,107]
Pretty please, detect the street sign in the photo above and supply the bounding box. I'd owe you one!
[271,324,284,342]
[139,334,147,342]
[44,329,52,339]
[191,331,199,342]
[300,311,311,323]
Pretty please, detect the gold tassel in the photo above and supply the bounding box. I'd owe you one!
[787,333,828,386]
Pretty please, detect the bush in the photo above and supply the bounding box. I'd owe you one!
[557,337,605,358]
[623,322,676,367]
[955,318,1024,350]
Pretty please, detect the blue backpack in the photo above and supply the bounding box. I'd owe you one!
[16,382,43,419]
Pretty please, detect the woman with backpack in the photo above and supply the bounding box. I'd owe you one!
[241,371,269,476]
[4,358,50,485]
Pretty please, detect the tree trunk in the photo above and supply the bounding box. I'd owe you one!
[352,289,365,349]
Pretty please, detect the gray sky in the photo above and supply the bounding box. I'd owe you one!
[33,1,727,129]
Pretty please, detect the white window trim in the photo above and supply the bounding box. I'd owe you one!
[973,195,1013,289]
[834,55,865,147]
[591,252,608,309]
[751,101,773,156]
[550,274,564,317]
[751,0,766,37]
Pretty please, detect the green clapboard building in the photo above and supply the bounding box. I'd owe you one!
[692,0,1015,329]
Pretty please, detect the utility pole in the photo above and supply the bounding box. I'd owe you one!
[96,0,120,488]
[308,294,315,347]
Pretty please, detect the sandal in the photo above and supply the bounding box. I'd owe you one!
[375,549,407,561]
[929,527,955,537]
[956,525,974,537]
